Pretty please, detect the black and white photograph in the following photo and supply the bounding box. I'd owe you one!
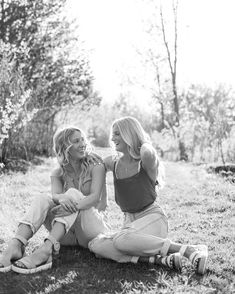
[0,0,234,293]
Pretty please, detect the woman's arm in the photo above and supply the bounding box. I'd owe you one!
[75,164,106,211]
[51,168,77,213]
[140,143,159,182]
[95,179,108,211]
[103,155,114,172]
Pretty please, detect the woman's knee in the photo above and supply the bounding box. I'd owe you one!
[65,188,84,201]
[88,234,105,255]
[33,194,53,209]
[113,230,131,252]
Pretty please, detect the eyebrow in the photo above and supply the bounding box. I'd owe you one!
[71,136,82,141]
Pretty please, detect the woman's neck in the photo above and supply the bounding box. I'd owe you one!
[70,158,83,174]
[121,152,135,163]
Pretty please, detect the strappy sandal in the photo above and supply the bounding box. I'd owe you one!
[153,253,182,271]
[11,235,60,274]
[0,235,28,273]
[179,244,208,275]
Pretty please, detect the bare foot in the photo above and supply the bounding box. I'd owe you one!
[0,239,24,268]
[15,243,52,268]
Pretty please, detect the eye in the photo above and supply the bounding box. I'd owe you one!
[73,139,80,144]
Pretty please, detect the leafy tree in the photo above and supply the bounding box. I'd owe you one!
[0,0,99,160]
[181,84,235,163]
[0,42,32,165]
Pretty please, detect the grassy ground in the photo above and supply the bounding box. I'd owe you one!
[0,148,234,294]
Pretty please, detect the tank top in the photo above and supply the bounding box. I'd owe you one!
[113,160,157,213]
[60,164,92,196]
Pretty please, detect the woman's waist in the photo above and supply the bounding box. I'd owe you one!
[123,202,167,224]
[116,192,157,213]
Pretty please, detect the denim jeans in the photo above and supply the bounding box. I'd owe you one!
[20,188,108,248]
[88,202,171,262]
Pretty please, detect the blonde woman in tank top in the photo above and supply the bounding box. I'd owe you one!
[88,116,208,275]
[0,127,109,274]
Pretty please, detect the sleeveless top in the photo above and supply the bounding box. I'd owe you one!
[62,165,92,196]
[113,160,157,213]
[52,163,95,196]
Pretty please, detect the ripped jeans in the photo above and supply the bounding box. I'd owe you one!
[20,188,108,248]
[88,202,172,262]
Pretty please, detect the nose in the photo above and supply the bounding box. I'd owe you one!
[79,140,86,147]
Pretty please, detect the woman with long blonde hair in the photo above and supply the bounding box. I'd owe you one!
[0,126,108,274]
[88,116,208,274]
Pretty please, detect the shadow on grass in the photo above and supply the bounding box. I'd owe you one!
[0,246,205,294]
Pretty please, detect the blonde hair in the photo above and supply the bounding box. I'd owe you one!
[111,116,151,159]
[53,126,92,189]
[111,116,165,188]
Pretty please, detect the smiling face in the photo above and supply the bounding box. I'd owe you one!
[68,130,87,160]
[111,124,128,153]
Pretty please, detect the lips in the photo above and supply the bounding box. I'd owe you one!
[78,148,86,153]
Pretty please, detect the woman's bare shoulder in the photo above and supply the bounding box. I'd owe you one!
[104,155,119,171]
[50,166,63,177]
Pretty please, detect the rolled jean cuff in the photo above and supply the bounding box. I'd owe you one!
[160,239,171,256]
[19,221,36,235]
[52,217,70,233]
[52,212,78,234]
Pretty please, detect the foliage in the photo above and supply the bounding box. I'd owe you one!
[0,0,99,161]
[180,84,235,163]
[69,97,157,148]
[0,41,33,165]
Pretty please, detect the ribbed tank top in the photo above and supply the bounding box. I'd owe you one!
[113,161,157,213]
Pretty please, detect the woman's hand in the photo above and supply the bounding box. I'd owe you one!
[51,205,75,217]
[58,197,78,214]
[87,153,103,166]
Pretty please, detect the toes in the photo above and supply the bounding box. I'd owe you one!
[13,260,27,269]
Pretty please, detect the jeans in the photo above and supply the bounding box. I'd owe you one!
[20,188,108,248]
[88,202,171,262]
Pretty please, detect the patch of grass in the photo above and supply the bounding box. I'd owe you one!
[0,149,234,293]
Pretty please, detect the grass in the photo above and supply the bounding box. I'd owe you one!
[0,148,234,294]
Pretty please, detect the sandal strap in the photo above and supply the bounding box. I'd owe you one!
[14,256,37,269]
[179,245,187,256]
[160,255,172,268]
[13,234,28,246]
[45,235,60,255]
[189,250,200,263]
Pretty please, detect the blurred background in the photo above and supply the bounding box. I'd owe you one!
[0,0,234,171]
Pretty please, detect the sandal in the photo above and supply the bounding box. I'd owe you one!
[179,244,208,275]
[153,253,182,271]
[0,235,27,273]
[11,235,60,274]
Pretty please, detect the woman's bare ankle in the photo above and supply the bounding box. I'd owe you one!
[184,246,195,259]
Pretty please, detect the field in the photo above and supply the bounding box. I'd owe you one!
[0,148,234,294]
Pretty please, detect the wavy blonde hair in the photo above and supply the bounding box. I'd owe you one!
[111,116,151,159]
[53,126,92,190]
[111,116,165,188]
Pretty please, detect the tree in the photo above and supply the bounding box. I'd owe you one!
[0,0,99,160]
[181,84,235,163]
[142,0,187,160]
[0,42,31,164]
